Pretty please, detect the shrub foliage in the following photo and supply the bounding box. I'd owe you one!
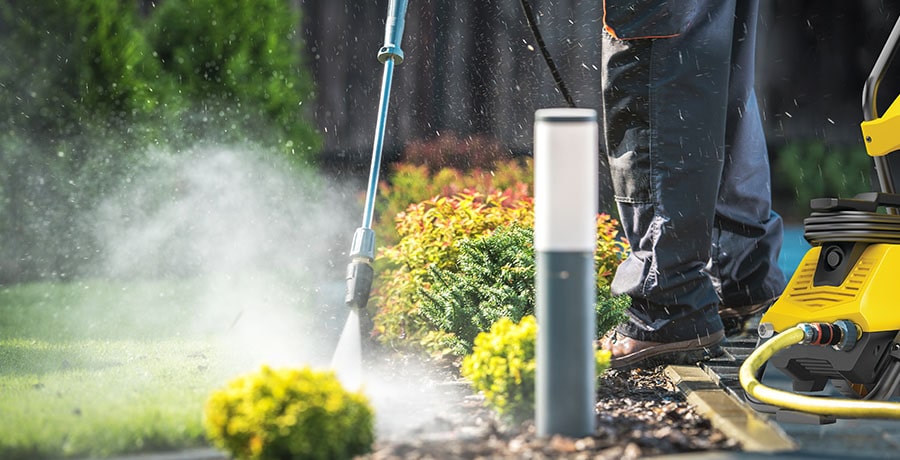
[773,141,873,219]
[461,315,613,423]
[147,0,320,157]
[419,225,536,355]
[372,191,534,349]
[0,0,320,283]
[0,0,319,156]
[0,0,159,139]
[204,366,374,460]
[419,225,629,355]
[371,191,629,355]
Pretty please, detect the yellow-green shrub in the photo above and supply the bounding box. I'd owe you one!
[371,189,629,354]
[203,366,374,460]
[372,190,534,348]
[462,315,612,423]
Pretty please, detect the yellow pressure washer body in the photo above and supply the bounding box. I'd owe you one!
[742,16,900,424]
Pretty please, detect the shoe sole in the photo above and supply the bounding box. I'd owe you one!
[609,330,726,371]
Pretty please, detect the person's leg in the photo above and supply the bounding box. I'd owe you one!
[600,0,736,363]
[708,0,786,322]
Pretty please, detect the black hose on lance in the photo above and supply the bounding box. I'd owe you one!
[345,0,409,313]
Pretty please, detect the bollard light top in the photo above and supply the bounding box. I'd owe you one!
[535,108,597,123]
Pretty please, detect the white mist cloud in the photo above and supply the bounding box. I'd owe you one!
[91,145,359,368]
[96,146,347,278]
[86,143,468,439]
[362,356,480,440]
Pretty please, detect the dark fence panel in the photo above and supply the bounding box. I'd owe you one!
[300,0,605,172]
[301,0,900,172]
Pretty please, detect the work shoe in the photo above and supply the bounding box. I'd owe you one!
[600,329,725,371]
[718,298,777,336]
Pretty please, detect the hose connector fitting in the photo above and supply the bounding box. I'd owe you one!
[833,319,860,351]
[797,320,860,351]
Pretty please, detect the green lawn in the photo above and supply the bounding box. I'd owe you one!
[0,277,330,459]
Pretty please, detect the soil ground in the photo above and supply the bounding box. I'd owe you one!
[363,361,738,459]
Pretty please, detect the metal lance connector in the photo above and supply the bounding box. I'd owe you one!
[345,228,376,310]
[377,0,408,64]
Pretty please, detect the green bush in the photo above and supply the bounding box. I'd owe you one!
[419,225,535,355]
[0,0,159,140]
[419,225,629,355]
[461,315,612,423]
[773,141,873,219]
[371,191,629,355]
[146,0,320,161]
[0,0,321,283]
[0,0,319,157]
[0,1,164,282]
[372,191,535,349]
[204,366,374,460]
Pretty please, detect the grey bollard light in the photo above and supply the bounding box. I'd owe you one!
[534,108,598,438]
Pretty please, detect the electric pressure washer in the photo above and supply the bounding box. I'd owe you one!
[739,15,900,424]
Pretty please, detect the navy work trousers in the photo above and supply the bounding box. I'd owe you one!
[600,0,786,342]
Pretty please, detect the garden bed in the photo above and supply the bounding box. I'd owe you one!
[362,352,737,459]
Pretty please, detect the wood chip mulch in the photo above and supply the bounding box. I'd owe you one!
[362,361,738,459]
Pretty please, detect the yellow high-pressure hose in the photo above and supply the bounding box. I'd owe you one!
[739,325,900,419]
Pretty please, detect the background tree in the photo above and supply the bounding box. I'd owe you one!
[146,0,320,161]
[0,0,320,284]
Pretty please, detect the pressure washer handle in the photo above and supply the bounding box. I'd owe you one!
[861,14,900,197]
[863,14,900,122]
[378,0,409,64]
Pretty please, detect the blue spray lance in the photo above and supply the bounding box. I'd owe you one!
[332,0,409,389]
[345,0,409,313]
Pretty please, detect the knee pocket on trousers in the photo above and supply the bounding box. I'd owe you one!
[608,148,652,203]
